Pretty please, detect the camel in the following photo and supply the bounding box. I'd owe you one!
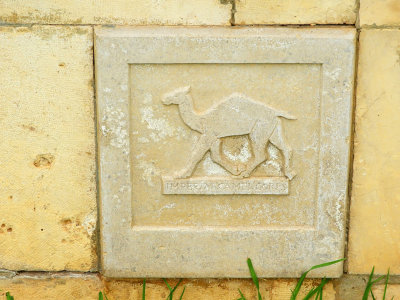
[162,86,296,180]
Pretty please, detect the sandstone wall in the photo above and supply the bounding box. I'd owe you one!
[1,0,399,298]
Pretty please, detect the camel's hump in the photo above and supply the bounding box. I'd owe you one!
[220,93,267,108]
[205,93,294,119]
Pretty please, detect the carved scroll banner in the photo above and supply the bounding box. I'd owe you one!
[162,177,289,195]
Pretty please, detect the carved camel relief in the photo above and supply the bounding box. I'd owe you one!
[162,86,296,180]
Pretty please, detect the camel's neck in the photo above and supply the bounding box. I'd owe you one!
[177,95,203,133]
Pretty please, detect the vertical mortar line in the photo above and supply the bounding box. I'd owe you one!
[355,0,361,29]
[91,24,102,274]
[343,27,360,274]
[230,0,236,26]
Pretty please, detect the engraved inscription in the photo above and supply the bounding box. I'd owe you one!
[161,86,296,195]
[163,177,289,195]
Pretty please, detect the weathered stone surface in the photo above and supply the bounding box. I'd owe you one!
[372,284,400,299]
[0,0,231,25]
[105,278,335,299]
[235,0,356,25]
[0,26,96,271]
[0,274,102,300]
[96,27,355,278]
[360,0,400,27]
[349,29,400,274]
[0,275,335,300]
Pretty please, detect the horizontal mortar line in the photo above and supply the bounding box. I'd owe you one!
[231,23,356,27]
[359,25,400,29]
[0,270,99,280]
[0,22,95,27]
[4,272,400,283]
[130,225,316,232]
[0,22,358,28]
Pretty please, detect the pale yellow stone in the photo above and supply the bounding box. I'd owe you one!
[360,0,400,27]
[349,29,400,274]
[0,26,96,271]
[0,0,231,25]
[0,275,335,300]
[371,284,400,299]
[0,274,102,300]
[235,0,356,25]
[271,280,335,299]
[105,278,335,299]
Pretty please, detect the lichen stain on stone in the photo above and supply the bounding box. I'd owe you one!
[33,153,55,168]
[101,105,128,149]
[82,211,96,236]
[2,8,86,26]
[137,160,160,186]
[31,26,90,42]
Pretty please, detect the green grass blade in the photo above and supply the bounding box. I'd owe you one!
[314,288,321,300]
[370,290,376,300]
[291,258,345,300]
[99,292,103,300]
[362,266,375,300]
[237,288,247,300]
[383,269,390,300]
[171,279,183,293]
[303,278,329,300]
[247,258,262,300]
[371,275,386,285]
[165,279,183,300]
[142,279,146,300]
[303,287,317,300]
[179,286,186,300]
[163,279,173,300]
[5,292,14,300]
[163,279,173,292]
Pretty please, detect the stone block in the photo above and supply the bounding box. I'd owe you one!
[105,278,335,299]
[360,0,400,27]
[372,284,400,299]
[234,0,356,25]
[96,26,355,278]
[0,0,231,25]
[349,29,400,274]
[0,26,96,271]
[0,275,335,300]
[0,274,102,300]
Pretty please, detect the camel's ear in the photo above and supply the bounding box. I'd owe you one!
[183,85,191,94]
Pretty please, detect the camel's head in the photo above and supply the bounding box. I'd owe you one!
[162,86,191,105]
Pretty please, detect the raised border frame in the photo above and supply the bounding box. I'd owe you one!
[95,26,356,278]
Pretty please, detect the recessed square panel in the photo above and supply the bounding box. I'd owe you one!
[95,27,355,278]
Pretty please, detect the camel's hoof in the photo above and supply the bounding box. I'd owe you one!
[285,170,296,180]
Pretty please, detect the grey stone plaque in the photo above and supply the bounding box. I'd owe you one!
[95,27,355,278]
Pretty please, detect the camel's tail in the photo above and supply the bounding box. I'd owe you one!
[276,110,297,120]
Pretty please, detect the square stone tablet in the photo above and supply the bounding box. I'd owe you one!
[95,27,355,278]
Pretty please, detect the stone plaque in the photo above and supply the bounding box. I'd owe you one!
[95,27,355,278]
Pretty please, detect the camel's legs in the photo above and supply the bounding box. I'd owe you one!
[240,122,271,178]
[210,140,246,176]
[269,119,296,180]
[174,133,217,178]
